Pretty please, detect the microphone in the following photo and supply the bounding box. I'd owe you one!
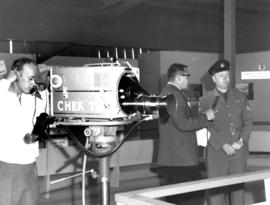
[30,85,42,99]
[207,94,220,122]
[212,95,220,111]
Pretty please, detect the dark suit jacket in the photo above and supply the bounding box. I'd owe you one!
[157,83,209,166]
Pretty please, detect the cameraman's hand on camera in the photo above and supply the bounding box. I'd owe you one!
[6,71,17,83]
[232,138,243,150]
[222,143,236,156]
[204,109,215,121]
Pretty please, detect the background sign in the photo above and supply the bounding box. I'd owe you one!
[241,71,270,80]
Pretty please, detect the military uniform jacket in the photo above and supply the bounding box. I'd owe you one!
[157,84,209,166]
[199,88,253,160]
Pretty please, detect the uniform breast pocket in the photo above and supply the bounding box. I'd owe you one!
[232,100,243,114]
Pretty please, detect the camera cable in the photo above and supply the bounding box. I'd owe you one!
[58,118,146,158]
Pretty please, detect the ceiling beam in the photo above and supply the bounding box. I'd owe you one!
[95,0,145,27]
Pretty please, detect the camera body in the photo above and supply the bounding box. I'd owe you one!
[49,62,139,123]
[41,61,175,156]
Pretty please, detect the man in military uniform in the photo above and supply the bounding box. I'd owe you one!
[199,59,253,205]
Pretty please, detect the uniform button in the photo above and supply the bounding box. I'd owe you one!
[226,105,229,108]
[228,114,231,117]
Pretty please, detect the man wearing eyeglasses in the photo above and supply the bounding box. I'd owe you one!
[199,59,253,205]
[156,63,215,205]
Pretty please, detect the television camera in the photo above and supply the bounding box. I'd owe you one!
[34,61,176,205]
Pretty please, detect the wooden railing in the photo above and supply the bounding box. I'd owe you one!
[115,169,270,205]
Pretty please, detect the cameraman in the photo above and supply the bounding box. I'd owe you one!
[0,57,47,205]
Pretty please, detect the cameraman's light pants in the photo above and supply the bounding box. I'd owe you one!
[0,161,39,205]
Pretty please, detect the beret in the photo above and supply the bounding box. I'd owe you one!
[208,59,230,76]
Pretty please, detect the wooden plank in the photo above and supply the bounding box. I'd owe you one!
[116,169,270,201]
[264,178,270,202]
[115,194,172,205]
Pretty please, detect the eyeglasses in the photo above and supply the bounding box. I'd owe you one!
[181,74,191,79]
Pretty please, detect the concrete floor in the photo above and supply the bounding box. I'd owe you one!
[36,165,267,205]
[37,175,160,205]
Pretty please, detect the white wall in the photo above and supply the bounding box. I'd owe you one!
[236,51,270,122]
[139,51,218,96]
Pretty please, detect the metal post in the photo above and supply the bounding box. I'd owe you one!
[224,0,236,88]
[99,156,110,205]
